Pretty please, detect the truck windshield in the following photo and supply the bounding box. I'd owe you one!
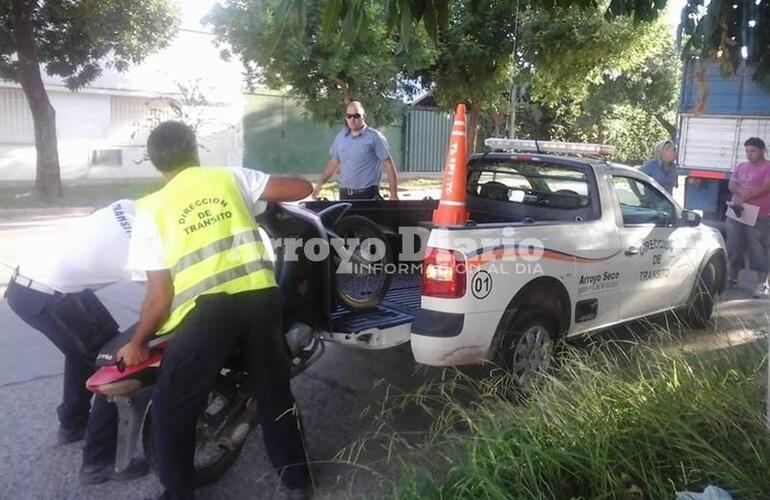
[467,161,592,210]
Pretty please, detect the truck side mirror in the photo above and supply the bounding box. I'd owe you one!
[681,209,701,227]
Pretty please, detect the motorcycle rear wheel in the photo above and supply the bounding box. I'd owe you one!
[142,377,259,486]
[332,215,393,311]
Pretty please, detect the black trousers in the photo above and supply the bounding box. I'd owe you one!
[338,185,382,200]
[152,288,310,499]
[5,280,120,467]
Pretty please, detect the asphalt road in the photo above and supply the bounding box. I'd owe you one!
[0,279,434,500]
[0,213,438,500]
[1,212,768,500]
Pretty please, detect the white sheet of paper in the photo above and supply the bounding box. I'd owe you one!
[725,202,760,227]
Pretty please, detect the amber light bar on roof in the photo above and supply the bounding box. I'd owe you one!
[484,138,616,157]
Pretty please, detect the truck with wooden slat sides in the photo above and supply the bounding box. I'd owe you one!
[675,62,770,231]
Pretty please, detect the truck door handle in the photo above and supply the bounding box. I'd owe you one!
[625,247,639,256]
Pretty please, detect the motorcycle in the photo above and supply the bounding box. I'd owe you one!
[85,202,392,484]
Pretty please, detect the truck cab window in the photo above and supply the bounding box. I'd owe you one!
[474,171,530,201]
[469,162,592,209]
[612,176,675,226]
[465,160,599,223]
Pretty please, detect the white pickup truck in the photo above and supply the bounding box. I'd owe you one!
[298,140,727,383]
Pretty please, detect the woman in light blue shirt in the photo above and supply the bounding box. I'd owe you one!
[640,140,678,193]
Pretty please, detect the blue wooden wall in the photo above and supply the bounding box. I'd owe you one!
[680,63,770,115]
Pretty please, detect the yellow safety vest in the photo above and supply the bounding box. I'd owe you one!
[137,167,276,335]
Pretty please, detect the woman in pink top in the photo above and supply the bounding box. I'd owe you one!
[727,137,770,298]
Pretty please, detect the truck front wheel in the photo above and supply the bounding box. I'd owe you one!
[492,310,555,386]
[682,256,723,329]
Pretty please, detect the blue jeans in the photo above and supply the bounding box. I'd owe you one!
[5,280,120,467]
[726,216,770,277]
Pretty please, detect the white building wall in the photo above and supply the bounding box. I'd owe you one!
[0,3,246,182]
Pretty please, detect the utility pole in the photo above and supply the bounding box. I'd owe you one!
[766,317,770,431]
[508,0,520,139]
[507,86,517,139]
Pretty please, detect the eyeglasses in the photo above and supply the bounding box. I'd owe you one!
[345,113,362,119]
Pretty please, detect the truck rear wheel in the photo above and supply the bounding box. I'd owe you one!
[492,310,555,386]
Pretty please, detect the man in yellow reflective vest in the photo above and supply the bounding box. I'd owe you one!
[116,121,313,500]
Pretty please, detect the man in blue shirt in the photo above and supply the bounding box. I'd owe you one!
[312,101,399,200]
[640,140,678,193]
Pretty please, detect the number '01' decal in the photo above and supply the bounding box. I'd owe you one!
[472,270,493,299]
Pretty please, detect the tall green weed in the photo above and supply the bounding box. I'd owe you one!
[390,339,770,499]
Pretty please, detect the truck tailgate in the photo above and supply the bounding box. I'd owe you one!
[327,273,421,349]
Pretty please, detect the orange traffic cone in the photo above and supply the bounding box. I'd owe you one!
[433,104,469,226]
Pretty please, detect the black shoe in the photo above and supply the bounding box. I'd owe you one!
[80,458,149,485]
[56,426,85,445]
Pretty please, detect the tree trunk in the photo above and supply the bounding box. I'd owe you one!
[12,0,61,200]
[491,110,505,137]
[468,102,479,153]
[654,113,676,140]
[507,86,517,138]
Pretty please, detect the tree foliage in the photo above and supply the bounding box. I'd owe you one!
[0,0,178,199]
[279,0,667,45]
[429,5,678,165]
[426,0,517,150]
[285,0,770,86]
[514,7,659,106]
[227,0,678,165]
[681,0,770,89]
[509,19,679,164]
[207,0,434,127]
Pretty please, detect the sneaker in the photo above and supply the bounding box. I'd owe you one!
[753,283,770,299]
[79,458,149,485]
[56,426,85,445]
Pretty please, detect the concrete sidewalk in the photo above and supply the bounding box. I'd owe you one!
[0,206,94,219]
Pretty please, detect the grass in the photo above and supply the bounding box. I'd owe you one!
[0,179,163,209]
[352,333,770,499]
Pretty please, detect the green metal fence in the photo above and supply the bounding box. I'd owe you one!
[243,93,450,175]
[403,106,452,172]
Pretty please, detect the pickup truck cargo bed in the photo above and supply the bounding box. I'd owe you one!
[331,273,421,334]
